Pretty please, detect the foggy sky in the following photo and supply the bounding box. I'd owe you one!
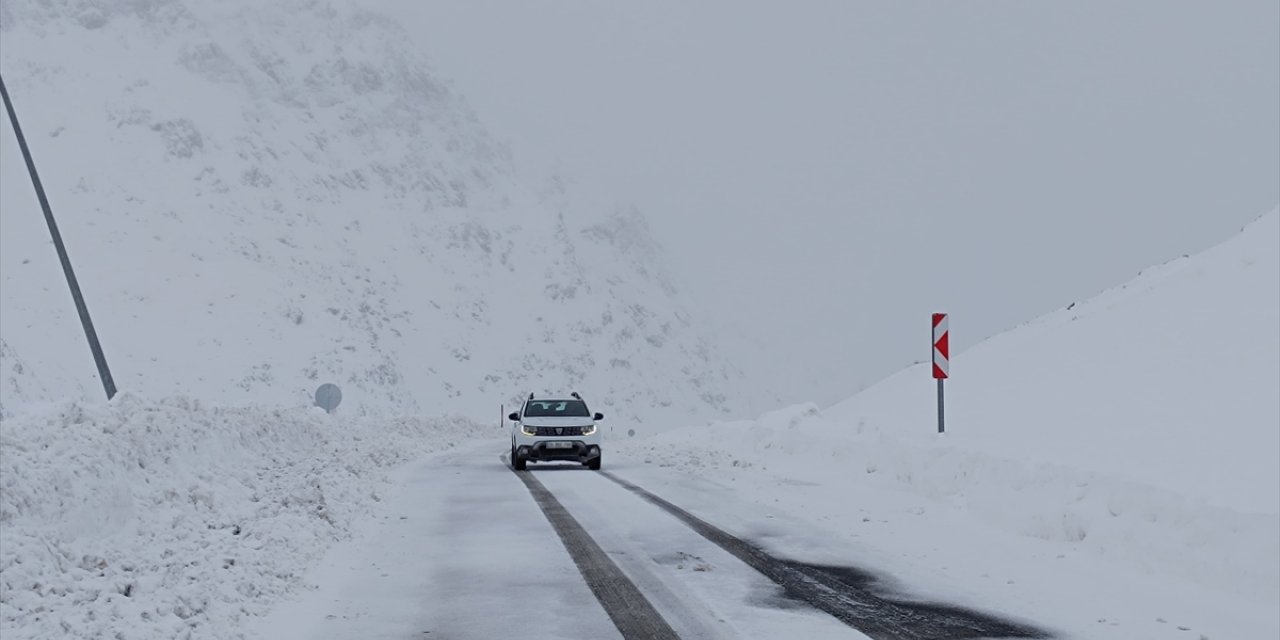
[388,0,1279,408]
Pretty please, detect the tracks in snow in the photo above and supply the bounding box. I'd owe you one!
[512,461,682,640]
[599,471,1049,640]
[260,445,1049,640]
[513,456,1050,640]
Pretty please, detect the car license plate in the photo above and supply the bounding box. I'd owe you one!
[545,441,573,449]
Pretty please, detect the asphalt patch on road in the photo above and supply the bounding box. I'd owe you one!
[601,471,1051,640]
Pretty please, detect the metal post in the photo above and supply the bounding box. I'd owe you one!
[937,379,945,433]
[0,73,117,400]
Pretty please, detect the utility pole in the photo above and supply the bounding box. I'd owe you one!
[1,73,117,399]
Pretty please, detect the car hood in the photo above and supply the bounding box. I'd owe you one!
[519,416,595,427]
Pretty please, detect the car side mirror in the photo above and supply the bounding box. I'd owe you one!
[593,412,604,421]
[508,412,520,421]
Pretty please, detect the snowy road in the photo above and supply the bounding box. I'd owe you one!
[251,443,621,640]
[252,442,1045,640]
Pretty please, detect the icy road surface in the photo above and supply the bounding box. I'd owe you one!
[252,442,1048,640]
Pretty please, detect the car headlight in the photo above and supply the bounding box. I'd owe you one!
[581,424,596,435]
[521,424,537,436]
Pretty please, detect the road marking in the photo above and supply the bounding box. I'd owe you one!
[601,471,1051,640]
[508,459,682,640]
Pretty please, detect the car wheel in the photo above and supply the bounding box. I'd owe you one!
[587,455,601,471]
[513,455,527,471]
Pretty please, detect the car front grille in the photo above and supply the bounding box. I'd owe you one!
[534,426,587,437]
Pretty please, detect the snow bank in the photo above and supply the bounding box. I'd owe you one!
[0,394,496,640]
[619,210,1280,617]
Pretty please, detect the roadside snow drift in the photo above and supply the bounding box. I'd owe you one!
[619,209,1280,638]
[0,394,495,640]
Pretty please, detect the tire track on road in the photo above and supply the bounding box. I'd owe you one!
[601,470,1050,640]
[509,458,682,640]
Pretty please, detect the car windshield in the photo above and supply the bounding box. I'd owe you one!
[523,400,590,418]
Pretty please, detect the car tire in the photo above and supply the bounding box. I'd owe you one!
[587,455,601,471]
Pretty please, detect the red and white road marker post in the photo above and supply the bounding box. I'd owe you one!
[932,313,950,433]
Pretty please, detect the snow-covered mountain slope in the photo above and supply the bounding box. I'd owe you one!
[0,0,746,422]
[618,209,1280,639]
[828,207,1280,514]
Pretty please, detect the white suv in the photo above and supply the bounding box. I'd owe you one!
[508,393,604,471]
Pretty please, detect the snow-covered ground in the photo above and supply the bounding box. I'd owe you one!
[617,209,1280,639]
[0,394,498,640]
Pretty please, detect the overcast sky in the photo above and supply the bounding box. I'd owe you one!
[388,0,1279,407]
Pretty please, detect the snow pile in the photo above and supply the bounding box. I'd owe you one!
[619,209,1280,631]
[0,0,747,424]
[0,393,496,640]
